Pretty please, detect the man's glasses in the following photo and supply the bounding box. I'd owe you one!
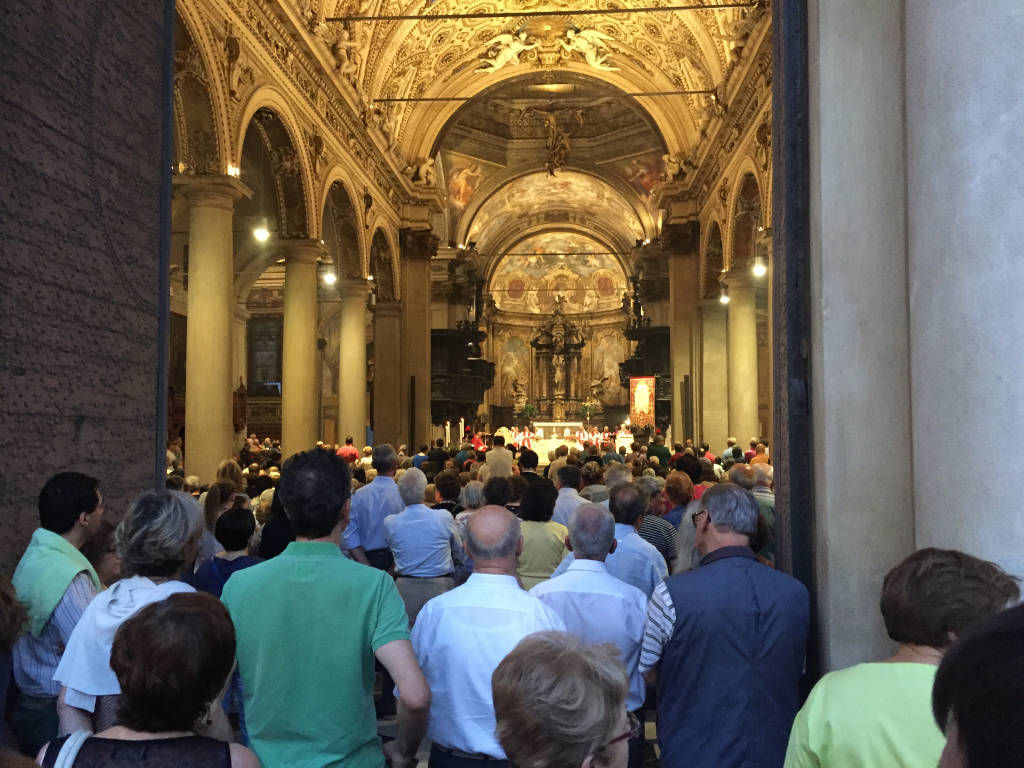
[605,712,642,747]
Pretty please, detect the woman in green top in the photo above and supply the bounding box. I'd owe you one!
[515,483,568,590]
[784,548,1019,768]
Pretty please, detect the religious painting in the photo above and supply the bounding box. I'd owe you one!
[499,335,531,406]
[489,231,629,314]
[606,152,663,197]
[590,329,627,405]
[440,151,500,240]
[630,376,656,428]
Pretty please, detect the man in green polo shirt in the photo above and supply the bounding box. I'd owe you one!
[223,449,430,768]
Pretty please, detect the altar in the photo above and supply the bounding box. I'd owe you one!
[532,421,583,462]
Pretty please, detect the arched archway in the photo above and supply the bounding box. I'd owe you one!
[369,229,396,301]
[702,221,725,299]
[730,173,762,271]
[236,107,309,242]
[322,181,361,280]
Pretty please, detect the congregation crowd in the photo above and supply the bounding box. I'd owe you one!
[1,431,1022,767]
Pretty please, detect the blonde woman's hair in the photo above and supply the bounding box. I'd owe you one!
[493,631,628,768]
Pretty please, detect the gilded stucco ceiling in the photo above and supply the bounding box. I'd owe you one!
[317,0,755,156]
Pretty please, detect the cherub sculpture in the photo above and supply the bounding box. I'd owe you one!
[561,29,618,71]
[476,31,537,73]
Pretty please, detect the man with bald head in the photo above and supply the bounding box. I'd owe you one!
[410,506,566,767]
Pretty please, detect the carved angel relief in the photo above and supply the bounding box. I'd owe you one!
[475,25,619,74]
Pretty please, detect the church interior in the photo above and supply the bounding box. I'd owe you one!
[3,0,1022,675]
[168,0,773,482]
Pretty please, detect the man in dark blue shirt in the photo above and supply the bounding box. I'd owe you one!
[639,484,809,768]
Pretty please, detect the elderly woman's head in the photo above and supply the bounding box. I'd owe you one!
[397,467,428,506]
[881,548,1019,650]
[462,480,486,511]
[110,592,235,733]
[493,631,630,768]
[116,490,203,579]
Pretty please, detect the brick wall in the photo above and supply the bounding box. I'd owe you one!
[0,1,164,571]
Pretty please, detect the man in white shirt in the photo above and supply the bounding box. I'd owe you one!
[552,465,587,526]
[549,483,667,598]
[482,435,514,478]
[531,503,648,768]
[410,506,566,767]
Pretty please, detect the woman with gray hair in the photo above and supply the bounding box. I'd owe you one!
[53,491,204,735]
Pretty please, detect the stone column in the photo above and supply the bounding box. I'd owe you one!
[905,0,1024,576]
[757,233,774,444]
[699,299,729,450]
[373,301,403,446]
[401,228,438,449]
[666,222,700,442]
[724,271,759,444]
[280,239,323,458]
[176,176,250,482]
[338,278,371,447]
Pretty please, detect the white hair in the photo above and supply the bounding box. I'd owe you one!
[397,467,428,506]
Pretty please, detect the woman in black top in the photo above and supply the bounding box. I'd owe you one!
[38,593,258,768]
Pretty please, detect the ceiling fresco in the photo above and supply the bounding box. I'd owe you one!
[317,0,761,155]
[465,170,644,252]
[489,231,629,314]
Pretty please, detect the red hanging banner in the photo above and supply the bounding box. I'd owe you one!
[629,377,656,428]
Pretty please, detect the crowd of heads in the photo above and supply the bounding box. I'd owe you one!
[3,430,1021,768]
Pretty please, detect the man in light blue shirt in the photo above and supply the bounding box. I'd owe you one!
[345,444,403,570]
[549,483,667,597]
[531,504,647,718]
[410,506,566,766]
[385,468,462,625]
[552,465,587,526]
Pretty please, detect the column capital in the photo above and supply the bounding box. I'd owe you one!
[721,270,754,291]
[698,297,728,311]
[338,277,372,300]
[278,238,326,264]
[374,299,403,317]
[399,227,439,261]
[173,175,252,210]
[660,220,700,257]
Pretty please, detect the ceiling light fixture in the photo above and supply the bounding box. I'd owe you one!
[252,217,270,243]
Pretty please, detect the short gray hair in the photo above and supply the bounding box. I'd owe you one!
[752,463,773,486]
[397,467,427,506]
[462,480,485,510]
[700,484,758,538]
[465,511,521,560]
[116,490,203,578]
[604,462,632,489]
[372,443,398,472]
[727,463,756,489]
[568,504,615,559]
[635,474,664,499]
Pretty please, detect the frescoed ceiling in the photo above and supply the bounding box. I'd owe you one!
[318,0,759,157]
[489,231,629,314]
[463,170,646,255]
